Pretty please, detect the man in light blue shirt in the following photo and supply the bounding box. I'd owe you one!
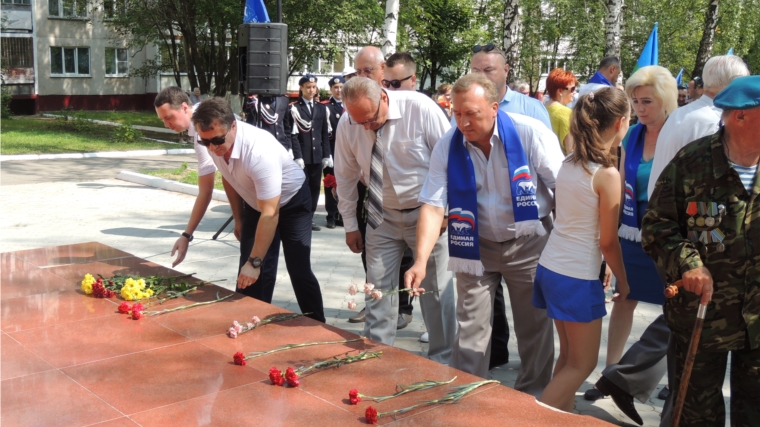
[449,44,551,371]
[451,44,552,131]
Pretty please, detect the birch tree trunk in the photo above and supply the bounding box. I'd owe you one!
[692,0,720,77]
[604,0,624,58]
[381,0,400,57]
[503,0,520,80]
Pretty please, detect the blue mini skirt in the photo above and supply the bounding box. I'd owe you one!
[532,264,607,323]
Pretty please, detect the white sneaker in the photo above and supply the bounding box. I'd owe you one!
[419,332,429,343]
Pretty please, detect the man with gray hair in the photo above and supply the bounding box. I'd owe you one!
[406,73,562,395]
[649,55,750,197]
[334,76,456,363]
[353,46,386,83]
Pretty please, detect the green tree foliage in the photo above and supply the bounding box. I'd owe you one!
[397,0,489,91]
[267,0,384,76]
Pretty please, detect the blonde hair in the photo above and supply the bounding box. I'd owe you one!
[625,65,678,116]
[452,73,499,104]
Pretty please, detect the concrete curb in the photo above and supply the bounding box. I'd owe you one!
[115,170,327,207]
[0,149,196,162]
[116,170,230,202]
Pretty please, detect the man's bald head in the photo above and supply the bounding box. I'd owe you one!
[354,46,385,84]
[470,50,509,98]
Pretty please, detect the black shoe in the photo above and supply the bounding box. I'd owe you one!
[348,307,365,323]
[488,353,510,370]
[596,377,643,426]
[326,217,336,229]
[657,386,670,400]
[583,387,606,401]
[397,313,412,330]
[312,222,321,231]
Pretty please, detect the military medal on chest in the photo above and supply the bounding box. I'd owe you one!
[696,202,706,227]
[705,202,717,227]
[711,229,726,252]
[686,202,697,227]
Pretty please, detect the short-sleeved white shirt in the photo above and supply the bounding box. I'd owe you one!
[208,120,305,211]
[419,112,564,242]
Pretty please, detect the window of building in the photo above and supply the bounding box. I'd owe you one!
[2,0,32,5]
[103,0,125,19]
[48,0,87,18]
[1,37,34,68]
[158,43,187,74]
[50,46,90,76]
[105,47,128,76]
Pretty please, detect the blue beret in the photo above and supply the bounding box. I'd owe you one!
[299,74,317,86]
[329,75,345,87]
[713,76,760,110]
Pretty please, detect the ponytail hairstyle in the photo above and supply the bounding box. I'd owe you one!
[568,87,630,174]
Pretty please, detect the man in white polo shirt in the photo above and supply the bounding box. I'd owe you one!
[153,87,219,267]
[191,97,325,323]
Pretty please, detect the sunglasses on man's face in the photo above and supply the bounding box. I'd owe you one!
[198,125,232,147]
[381,75,413,89]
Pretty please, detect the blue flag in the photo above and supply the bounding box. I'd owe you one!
[675,68,683,85]
[727,47,734,55]
[244,0,270,23]
[632,23,658,74]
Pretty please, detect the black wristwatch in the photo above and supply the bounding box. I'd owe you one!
[248,256,263,269]
[181,232,194,242]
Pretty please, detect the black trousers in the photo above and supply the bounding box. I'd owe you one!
[323,166,339,221]
[490,286,511,367]
[356,182,414,315]
[237,179,325,323]
[304,163,322,216]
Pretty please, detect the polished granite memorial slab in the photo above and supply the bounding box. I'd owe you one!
[1,242,614,426]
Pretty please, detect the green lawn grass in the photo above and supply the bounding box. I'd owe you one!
[140,162,225,190]
[0,117,180,155]
[58,110,164,128]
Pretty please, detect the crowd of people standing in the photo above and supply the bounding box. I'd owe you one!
[152,45,758,427]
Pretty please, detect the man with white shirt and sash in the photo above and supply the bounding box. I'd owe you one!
[334,76,456,363]
[406,73,563,396]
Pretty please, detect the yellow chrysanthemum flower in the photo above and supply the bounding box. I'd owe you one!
[81,274,95,294]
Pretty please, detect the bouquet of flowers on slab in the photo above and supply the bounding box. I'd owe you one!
[80,273,199,301]
[346,283,438,310]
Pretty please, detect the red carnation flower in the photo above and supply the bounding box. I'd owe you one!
[323,174,337,189]
[365,406,378,424]
[233,352,247,366]
[118,302,131,314]
[285,367,300,387]
[131,303,145,320]
[349,388,361,405]
[269,367,284,386]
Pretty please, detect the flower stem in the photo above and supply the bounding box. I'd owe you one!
[360,377,457,402]
[294,351,382,376]
[376,379,499,421]
[245,338,363,360]
[146,292,233,316]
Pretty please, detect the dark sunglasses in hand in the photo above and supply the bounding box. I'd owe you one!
[381,75,414,89]
[198,125,232,147]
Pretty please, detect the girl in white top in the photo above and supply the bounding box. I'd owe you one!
[532,87,631,412]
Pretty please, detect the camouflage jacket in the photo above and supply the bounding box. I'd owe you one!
[642,129,760,351]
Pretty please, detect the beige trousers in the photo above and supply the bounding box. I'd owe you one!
[450,219,554,397]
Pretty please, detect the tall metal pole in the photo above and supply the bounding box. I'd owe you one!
[277,0,282,23]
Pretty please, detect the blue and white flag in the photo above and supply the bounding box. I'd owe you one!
[244,0,270,23]
[675,68,683,85]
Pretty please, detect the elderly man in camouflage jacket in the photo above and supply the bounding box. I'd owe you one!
[642,76,760,427]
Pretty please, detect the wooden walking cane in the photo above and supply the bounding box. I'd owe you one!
[664,280,709,427]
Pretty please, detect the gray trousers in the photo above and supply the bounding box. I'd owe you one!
[364,206,456,364]
[603,314,670,403]
[450,223,554,397]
